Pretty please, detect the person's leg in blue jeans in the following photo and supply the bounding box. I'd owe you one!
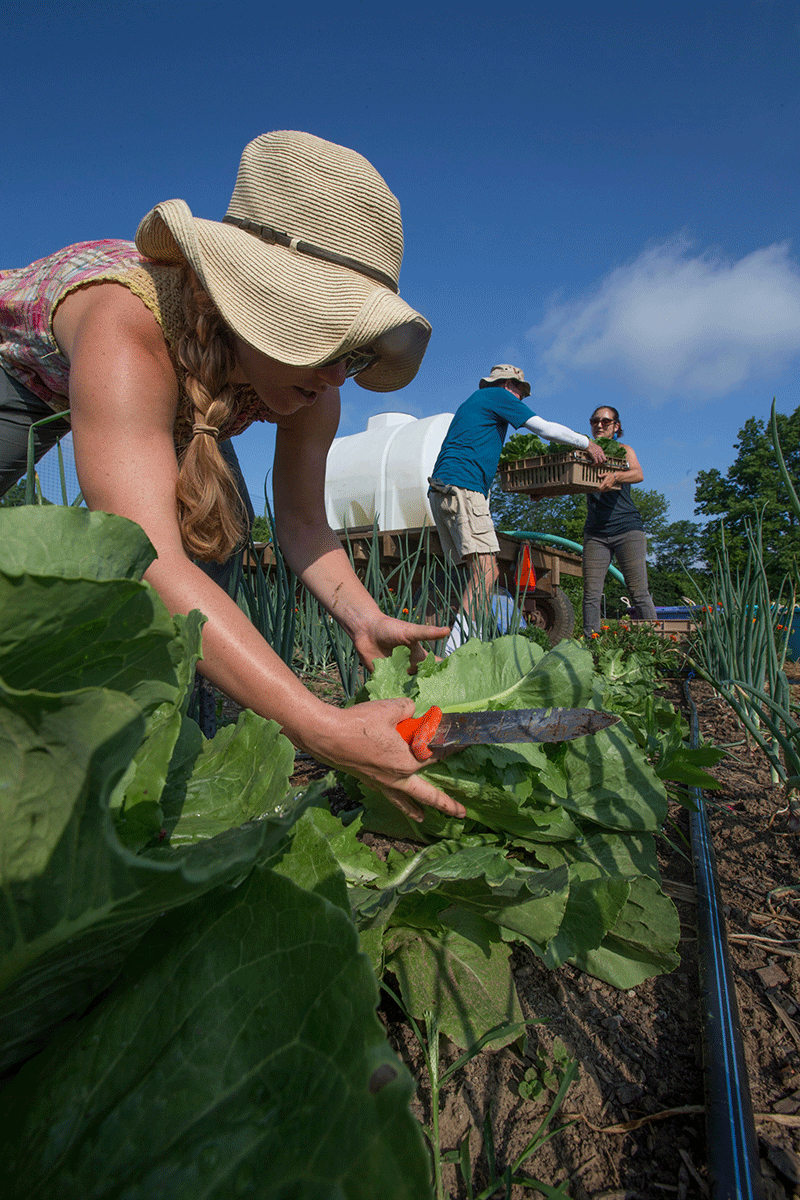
[613,529,657,619]
[582,534,612,636]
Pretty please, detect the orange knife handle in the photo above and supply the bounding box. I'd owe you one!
[396,705,443,762]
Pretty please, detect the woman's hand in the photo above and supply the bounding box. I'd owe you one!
[306,698,466,823]
[352,613,451,672]
[595,445,643,491]
[596,469,620,492]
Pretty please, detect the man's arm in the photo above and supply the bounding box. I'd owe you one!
[523,415,605,463]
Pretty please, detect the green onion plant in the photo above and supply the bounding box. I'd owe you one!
[239,515,524,699]
[687,401,799,794]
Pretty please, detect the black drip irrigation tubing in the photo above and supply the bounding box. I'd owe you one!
[684,675,766,1200]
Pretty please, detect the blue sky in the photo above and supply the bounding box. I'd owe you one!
[5,0,799,526]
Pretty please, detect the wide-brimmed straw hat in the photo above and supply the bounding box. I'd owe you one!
[135,131,431,392]
[478,363,531,398]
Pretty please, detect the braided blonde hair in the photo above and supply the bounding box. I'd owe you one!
[175,268,255,562]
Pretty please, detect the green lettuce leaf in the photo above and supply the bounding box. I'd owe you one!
[555,725,668,830]
[159,710,301,844]
[385,919,524,1051]
[291,801,391,888]
[426,864,571,947]
[334,633,682,999]
[362,636,595,714]
[543,875,631,968]
[271,804,356,915]
[569,875,681,987]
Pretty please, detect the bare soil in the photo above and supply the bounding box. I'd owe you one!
[271,665,800,1198]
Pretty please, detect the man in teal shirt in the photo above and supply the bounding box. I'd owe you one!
[428,364,604,648]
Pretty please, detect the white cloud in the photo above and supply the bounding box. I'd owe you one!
[527,234,800,401]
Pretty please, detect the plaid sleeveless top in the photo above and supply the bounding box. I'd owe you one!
[0,240,269,443]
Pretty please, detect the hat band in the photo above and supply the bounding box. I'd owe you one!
[222,215,399,294]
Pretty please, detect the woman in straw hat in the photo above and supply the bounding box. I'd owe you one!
[0,130,463,824]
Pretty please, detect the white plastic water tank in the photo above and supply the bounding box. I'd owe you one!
[324,412,454,531]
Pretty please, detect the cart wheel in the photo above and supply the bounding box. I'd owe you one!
[526,590,575,646]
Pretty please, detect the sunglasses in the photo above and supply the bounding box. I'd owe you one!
[590,417,615,427]
[322,347,379,378]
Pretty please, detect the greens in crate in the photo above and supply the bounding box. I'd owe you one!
[499,431,549,463]
[499,432,627,465]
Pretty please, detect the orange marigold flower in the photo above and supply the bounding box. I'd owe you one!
[402,608,409,615]
[602,624,610,630]
[591,632,600,638]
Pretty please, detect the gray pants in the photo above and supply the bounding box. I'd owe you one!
[0,366,254,592]
[582,528,657,636]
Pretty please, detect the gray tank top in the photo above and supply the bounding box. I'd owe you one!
[584,483,644,538]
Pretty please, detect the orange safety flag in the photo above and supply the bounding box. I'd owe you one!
[515,543,536,591]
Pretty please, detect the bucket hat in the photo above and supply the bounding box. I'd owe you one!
[135,131,431,392]
[479,364,531,398]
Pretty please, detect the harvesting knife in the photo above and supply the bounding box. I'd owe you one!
[397,705,619,762]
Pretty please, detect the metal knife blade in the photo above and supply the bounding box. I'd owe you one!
[426,707,619,748]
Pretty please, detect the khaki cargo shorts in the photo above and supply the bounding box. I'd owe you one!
[428,478,500,564]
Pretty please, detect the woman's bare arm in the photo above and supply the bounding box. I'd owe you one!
[52,284,463,822]
[272,393,449,668]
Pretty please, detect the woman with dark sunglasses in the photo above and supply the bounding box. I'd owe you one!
[582,406,657,637]
[0,131,463,826]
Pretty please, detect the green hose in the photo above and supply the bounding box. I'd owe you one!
[498,530,627,585]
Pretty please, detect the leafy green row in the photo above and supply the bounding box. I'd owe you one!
[307,635,716,1051]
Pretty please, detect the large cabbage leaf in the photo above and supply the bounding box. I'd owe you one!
[0,865,430,1200]
[0,505,157,580]
[0,508,318,1071]
[0,676,316,1073]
